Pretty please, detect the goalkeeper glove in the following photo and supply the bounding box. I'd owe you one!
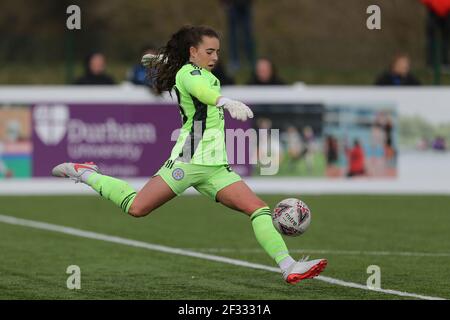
[216,97,254,122]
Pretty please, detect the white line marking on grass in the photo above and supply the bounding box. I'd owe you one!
[0,214,445,300]
[187,248,450,258]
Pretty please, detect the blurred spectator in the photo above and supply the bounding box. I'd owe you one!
[368,124,387,176]
[302,126,316,174]
[421,0,450,67]
[283,125,303,171]
[375,54,421,86]
[212,61,235,85]
[220,0,256,74]
[346,139,366,177]
[374,111,395,162]
[128,44,158,87]
[74,52,115,85]
[383,114,393,149]
[324,135,340,177]
[416,137,430,150]
[432,136,447,150]
[247,58,285,85]
[254,117,281,168]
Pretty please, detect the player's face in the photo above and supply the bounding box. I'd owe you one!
[189,36,220,71]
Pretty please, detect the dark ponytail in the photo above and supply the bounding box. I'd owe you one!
[148,25,219,94]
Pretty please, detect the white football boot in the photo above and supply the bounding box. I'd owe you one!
[283,256,328,284]
[51,162,99,183]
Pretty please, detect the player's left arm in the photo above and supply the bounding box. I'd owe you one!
[180,70,253,122]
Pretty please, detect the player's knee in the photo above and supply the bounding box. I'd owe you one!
[128,203,152,218]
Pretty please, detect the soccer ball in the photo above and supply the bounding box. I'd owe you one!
[272,198,311,236]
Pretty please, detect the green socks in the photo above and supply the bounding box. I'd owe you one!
[250,207,290,264]
[86,173,136,213]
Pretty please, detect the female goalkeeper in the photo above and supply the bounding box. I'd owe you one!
[52,25,326,284]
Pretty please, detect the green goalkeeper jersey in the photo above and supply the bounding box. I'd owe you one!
[170,62,227,165]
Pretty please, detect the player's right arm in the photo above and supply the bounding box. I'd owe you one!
[179,68,220,106]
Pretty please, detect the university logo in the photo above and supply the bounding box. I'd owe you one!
[33,104,70,146]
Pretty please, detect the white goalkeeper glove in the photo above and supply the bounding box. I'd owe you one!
[216,97,254,122]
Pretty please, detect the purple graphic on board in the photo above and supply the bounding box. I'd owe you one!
[32,104,252,177]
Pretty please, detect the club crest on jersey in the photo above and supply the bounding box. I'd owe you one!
[172,168,185,180]
[190,70,201,76]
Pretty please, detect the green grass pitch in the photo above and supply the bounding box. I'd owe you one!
[0,194,449,300]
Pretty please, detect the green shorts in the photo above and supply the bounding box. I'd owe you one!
[155,160,242,201]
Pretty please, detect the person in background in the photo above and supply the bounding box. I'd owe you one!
[247,58,285,85]
[220,0,256,74]
[416,137,430,150]
[346,139,366,177]
[283,125,303,172]
[74,52,116,85]
[421,0,450,67]
[374,54,421,86]
[128,44,158,87]
[324,135,340,177]
[255,117,281,167]
[374,112,396,165]
[432,136,447,151]
[302,126,316,174]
